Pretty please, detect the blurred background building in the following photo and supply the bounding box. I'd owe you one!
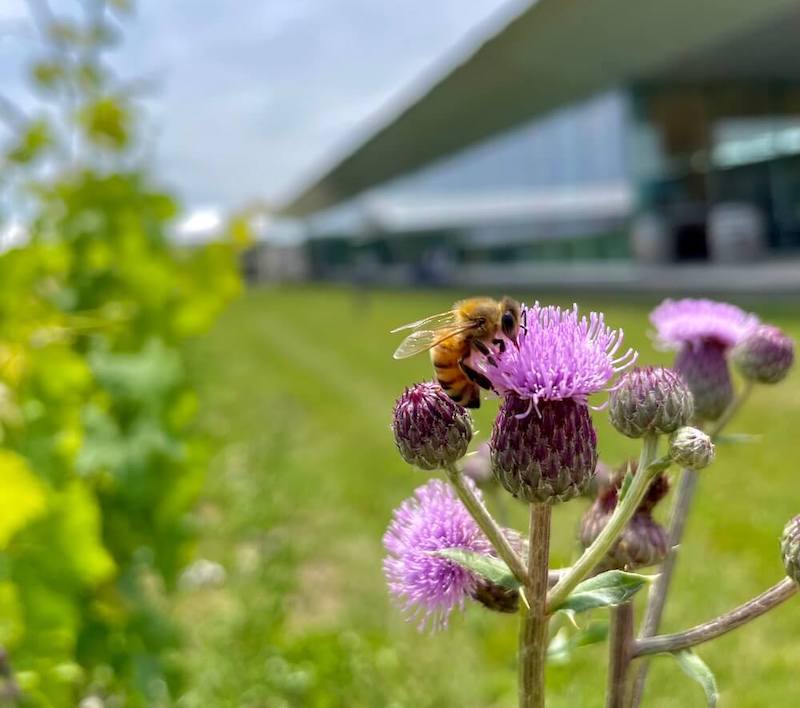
[249,0,800,293]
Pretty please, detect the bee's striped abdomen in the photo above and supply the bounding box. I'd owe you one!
[431,337,481,408]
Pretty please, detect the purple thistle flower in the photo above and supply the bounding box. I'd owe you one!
[470,303,633,504]
[383,479,493,631]
[468,303,636,408]
[650,298,759,350]
[650,299,759,421]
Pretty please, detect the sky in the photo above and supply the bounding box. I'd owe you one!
[0,0,521,215]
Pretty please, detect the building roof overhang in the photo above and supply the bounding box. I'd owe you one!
[281,0,800,217]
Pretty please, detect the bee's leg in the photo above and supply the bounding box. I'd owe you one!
[459,358,494,392]
[465,387,481,408]
[518,308,528,336]
[472,339,498,367]
[491,338,506,354]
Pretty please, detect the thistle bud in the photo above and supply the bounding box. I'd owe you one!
[781,515,800,584]
[491,396,597,504]
[392,382,472,470]
[609,367,693,438]
[580,466,670,571]
[675,342,732,421]
[669,427,715,470]
[732,324,794,385]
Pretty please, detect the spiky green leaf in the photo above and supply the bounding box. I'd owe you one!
[432,548,520,589]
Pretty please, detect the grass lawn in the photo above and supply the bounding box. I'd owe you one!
[178,285,800,707]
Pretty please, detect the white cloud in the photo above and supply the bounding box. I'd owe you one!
[2,0,516,212]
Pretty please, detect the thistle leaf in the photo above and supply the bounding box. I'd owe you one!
[432,548,520,589]
[671,650,719,707]
[547,621,609,664]
[552,570,654,614]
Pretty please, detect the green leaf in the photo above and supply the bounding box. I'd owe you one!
[6,119,52,164]
[672,650,719,707]
[0,450,48,548]
[547,621,609,665]
[552,570,655,614]
[431,548,520,589]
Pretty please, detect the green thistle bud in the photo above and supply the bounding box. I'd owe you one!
[391,382,472,470]
[609,367,694,438]
[669,426,715,470]
[781,515,800,584]
[732,324,794,385]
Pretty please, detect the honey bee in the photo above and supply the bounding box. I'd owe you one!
[392,296,521,408]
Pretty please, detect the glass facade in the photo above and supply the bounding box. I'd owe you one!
[305,91,631,276]
[631,83,800,259]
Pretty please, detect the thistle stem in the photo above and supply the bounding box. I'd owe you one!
[606,601,635,708]
[631,383,753,706]
[444,464,528,584]
[519,503,551,708]
[633,577,797,657]
[547,434,660,610]
[630,466,698,703]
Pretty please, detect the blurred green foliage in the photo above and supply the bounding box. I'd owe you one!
[0,1,241,704]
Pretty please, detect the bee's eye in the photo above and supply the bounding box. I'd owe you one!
[501,312,516,335]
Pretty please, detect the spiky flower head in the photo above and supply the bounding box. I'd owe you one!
[469,302,637,406]
[383,479,493,630]
[650,299,758,421]
[780,515,800,584]
[491,395,598,503]
[392,382,472,470]
[669,426,715,470]
[580,463,670,571]
[461,441,493,486]
[469,303,634,504]
[732,324,795,385]
[609,367,694,438]
[650,298,759,351]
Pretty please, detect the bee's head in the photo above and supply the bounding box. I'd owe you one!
[500,297,521,342]
[464,300,502,338]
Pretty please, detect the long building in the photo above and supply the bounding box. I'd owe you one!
[274,0,800,291]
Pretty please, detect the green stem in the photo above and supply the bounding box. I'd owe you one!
[547,434,660,611]
[519,503,551,708]
[444,464,528,584]
[606,601,635,708]
[630,382,754,707]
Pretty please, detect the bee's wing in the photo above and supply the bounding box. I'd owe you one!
[390,310,459,334]
[392,324,474,360]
